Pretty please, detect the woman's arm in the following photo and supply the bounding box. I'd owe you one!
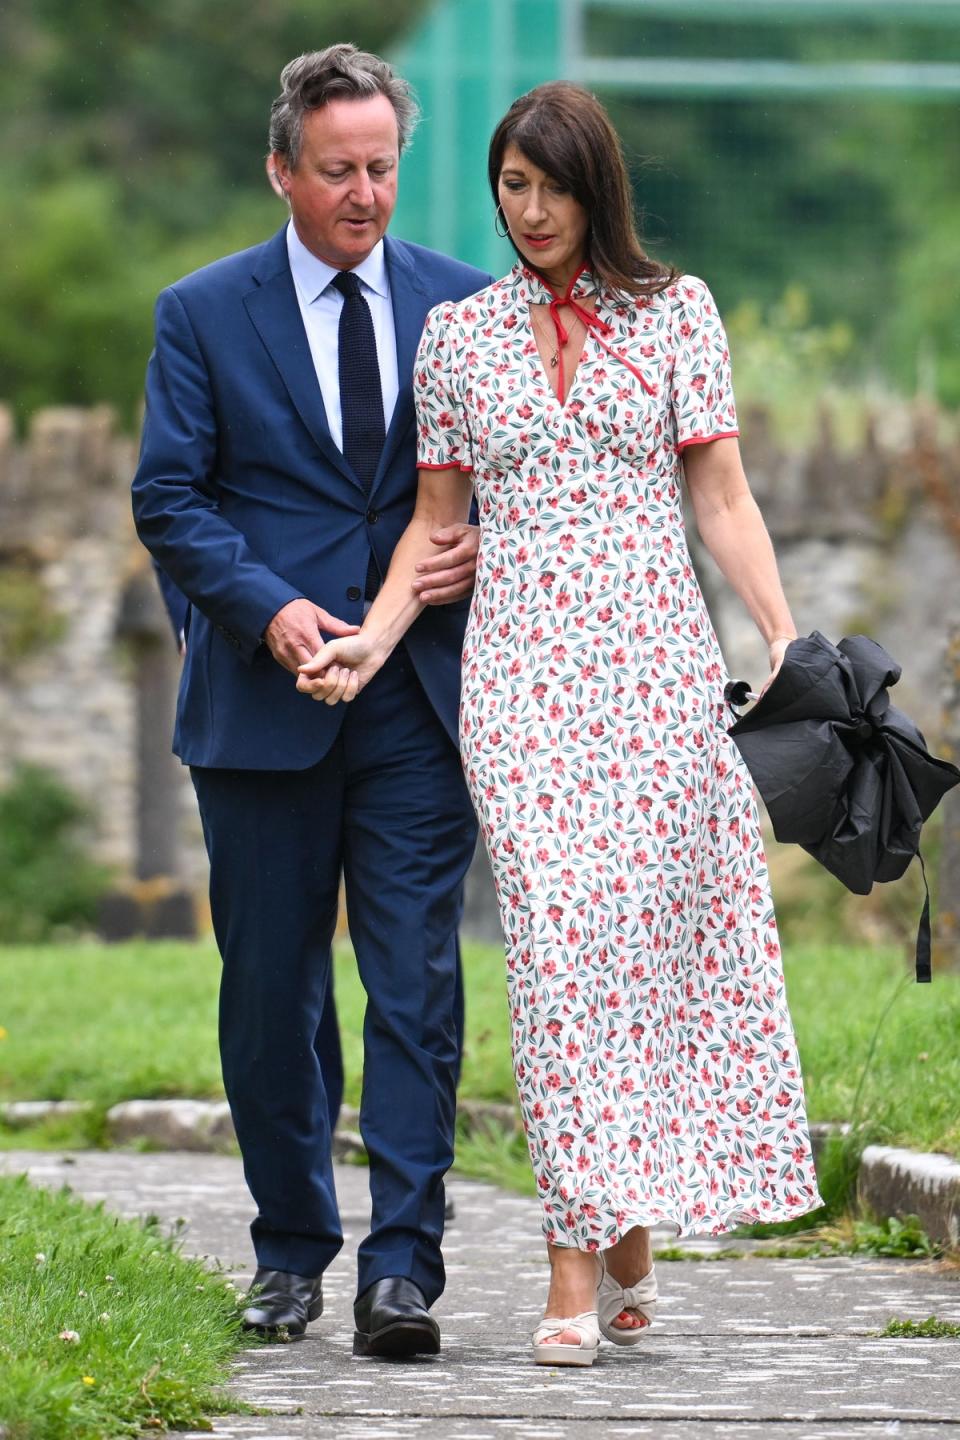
[296,466,474,704]
[682,437,797,683]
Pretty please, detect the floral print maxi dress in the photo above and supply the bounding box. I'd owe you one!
[415,262,823,1248]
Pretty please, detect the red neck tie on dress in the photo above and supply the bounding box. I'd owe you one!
[537,265,658,403]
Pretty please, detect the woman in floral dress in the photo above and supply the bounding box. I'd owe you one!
[299,81,823,1365]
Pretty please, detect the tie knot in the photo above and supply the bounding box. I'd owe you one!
[331,270,362,300]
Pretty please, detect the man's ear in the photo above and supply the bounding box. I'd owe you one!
[267,155,290,200]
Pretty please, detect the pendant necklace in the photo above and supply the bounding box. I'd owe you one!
[532,306,583,369]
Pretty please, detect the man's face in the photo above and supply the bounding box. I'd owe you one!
[273,95,399,269]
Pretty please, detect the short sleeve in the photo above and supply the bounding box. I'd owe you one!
[670,276,739,452]
[414,303,473,471]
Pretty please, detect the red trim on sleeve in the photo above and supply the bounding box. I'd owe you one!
[677,430,739,453]
[417,461,474,474]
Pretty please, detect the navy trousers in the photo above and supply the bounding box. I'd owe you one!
[317,942,466,1131]
[192,647,476,1304]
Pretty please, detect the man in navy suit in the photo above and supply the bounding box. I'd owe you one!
[133,44,488,1357]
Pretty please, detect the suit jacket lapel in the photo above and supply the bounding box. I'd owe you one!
[243,228,362,493]
[373,236,429,495]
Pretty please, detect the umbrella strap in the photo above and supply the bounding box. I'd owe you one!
[915,850,932,984]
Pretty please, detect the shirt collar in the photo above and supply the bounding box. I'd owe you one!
[286,220,390,304]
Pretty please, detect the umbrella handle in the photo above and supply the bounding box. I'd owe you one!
[723,679,759,710]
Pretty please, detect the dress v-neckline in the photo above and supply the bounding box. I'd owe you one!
[518,263,601,411]
[527,302,593,408]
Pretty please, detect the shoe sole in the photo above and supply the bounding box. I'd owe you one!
[599,1317,653,1346]
[533,1343,598,1367]
[353,1320,441,1358]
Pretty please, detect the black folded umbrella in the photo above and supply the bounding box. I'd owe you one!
[725,631,960,981]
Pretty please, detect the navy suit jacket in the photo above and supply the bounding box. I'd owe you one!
[132,226,489,769]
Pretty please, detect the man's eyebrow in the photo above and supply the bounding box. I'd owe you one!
[319,155,396,166]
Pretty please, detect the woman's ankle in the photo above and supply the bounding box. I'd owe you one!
[604,1227,652,1284]
[545,1244,599,1310]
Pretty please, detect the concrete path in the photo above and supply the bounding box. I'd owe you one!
[3,1150,959,1439]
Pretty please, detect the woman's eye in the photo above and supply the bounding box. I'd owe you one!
[503,181,526,192]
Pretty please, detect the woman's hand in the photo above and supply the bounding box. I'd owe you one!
[296,634,386,705]
[759,636,794,698]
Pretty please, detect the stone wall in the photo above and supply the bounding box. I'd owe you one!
[1,402,958,935]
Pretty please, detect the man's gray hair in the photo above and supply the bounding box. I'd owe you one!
[269,44,419,166]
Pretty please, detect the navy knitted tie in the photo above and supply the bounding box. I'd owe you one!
[332,270,385,602]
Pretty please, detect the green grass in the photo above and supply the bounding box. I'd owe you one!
[0,1173,247,1439]
[1,936,958,1163]
[880,1317,960,1339]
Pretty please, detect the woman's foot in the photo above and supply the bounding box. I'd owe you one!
[540,1242,601,1348]
[601,1226,655,1335]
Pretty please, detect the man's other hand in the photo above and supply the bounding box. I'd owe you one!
[412,523,479,604]
[263,599,360,674]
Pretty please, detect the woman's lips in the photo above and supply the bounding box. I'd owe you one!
[523,233,555,249]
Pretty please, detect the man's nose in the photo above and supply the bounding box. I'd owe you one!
[351,172,375,208]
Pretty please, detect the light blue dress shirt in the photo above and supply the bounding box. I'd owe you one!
[285,220,399,454]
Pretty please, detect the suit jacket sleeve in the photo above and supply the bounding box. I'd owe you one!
[152,557,188,648]
[132,286,304,664]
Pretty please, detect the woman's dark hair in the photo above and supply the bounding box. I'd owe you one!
[488,81,677,300]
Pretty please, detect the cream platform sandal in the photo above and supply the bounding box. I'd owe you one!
[596,1256,658,1345]
[532,1310,600,1367]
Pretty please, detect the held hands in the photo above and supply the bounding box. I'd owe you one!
[264,599,360,675]
[296,634,385,705]
[290,523,479,704]
[412,523,479,604]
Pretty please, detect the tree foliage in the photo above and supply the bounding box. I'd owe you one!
[0,2,957,415]
[0,0,428,422]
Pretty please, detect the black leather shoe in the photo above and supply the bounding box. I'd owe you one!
[353,1277,440,1358]
[242,1267,323,1338]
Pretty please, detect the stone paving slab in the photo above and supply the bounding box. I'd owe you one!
[2,1151,959,1439]
[199,1418,960,1438]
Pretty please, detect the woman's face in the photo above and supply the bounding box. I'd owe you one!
[497,143,589,291]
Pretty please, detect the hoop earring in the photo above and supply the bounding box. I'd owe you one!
[494,204,509,239]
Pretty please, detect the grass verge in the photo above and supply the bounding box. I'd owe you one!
[1,936,958,1170]
[0,1173,247,1439]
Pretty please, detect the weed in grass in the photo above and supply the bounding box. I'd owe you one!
[819,1213,941,1259]
[656,1214,939,1262]
[880,1316,960,1338]
[0,1173,251,1439]
[653,1246,745,1262]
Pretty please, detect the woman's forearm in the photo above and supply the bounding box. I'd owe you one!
[695,490,796,646]
[362,468,474,660]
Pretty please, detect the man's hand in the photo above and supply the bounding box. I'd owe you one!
[263,599,360,675]
[411,523,479,604]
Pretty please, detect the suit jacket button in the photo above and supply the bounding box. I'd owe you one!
[346,586,362,602]
[366,508,379,524]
